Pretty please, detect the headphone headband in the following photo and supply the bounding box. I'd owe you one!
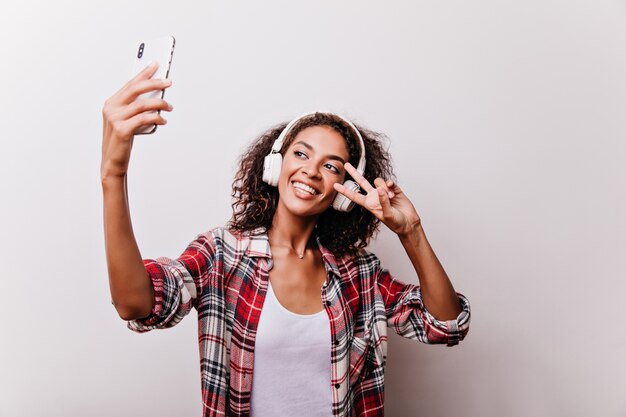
[269,111,366,174]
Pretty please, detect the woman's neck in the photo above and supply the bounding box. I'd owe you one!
[268,205,318,256]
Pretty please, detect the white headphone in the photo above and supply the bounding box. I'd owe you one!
[262,111,367,212]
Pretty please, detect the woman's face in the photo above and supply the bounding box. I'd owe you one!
[276,125,351,218]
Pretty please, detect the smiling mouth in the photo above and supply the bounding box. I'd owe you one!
[291,181,320,196]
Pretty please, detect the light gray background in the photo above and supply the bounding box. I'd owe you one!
[1,1,624,416]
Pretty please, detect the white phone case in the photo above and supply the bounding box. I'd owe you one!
[131,35,175,135]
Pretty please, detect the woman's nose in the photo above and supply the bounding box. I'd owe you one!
[302,163,321,178]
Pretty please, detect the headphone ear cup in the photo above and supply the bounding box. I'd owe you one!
[262,153,283,186]
[332,180,360,212]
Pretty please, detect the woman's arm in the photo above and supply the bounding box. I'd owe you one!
[102,174,153,320]
[334,162,465,322]
[101,61,173,320]
[398,224,462,321]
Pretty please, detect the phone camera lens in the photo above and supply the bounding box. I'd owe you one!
[137,43,145,58]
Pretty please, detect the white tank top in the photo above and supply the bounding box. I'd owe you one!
[250,280,332,417]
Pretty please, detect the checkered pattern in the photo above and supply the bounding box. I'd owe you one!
[127,227,471,416]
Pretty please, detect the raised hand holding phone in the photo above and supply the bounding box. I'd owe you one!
[131,36,175,135]
[100,62,173,180]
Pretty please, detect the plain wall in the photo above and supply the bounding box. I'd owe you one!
[1,1,624,416]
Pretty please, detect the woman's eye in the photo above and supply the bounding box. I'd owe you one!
[325,164,339,174]
[294,150,307,158]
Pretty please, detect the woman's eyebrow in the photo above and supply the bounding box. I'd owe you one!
[294,141,346,164]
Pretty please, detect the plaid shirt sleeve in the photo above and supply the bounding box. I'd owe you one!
[372,254,471,347]
[126,231,216,332]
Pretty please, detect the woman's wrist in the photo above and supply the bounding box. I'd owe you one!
[101,170,126,188]
[397,217,423,238]
[397,221,425,246]
[100,160,128,185]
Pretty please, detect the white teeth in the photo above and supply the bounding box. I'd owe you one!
[293,182,317,195]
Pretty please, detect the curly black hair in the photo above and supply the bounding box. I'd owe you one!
[228,112,395,257]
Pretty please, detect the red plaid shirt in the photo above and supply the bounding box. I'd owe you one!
[127,226,471,416]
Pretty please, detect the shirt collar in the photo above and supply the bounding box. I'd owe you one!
[243,227,272,258]
[243,227,341,278]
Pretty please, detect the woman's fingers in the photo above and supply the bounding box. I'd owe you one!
[108,62,172,107]
[376,186,394,220]
[103,77,173,124]
[127,61,159,87]
[100,62,175,179]
[119,77,172,105]
[117,111,169,138]
[385,179,404,198]
[109,62,159,104]
[333,182,367,207]
[374,177,395,199]
[342,163,396,201]
[344,162,374,192]
[116,97,173,121]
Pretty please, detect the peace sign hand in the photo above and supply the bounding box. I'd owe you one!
[333,163,422,237]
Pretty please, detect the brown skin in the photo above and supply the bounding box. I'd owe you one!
[101,62,173,320]
[268,244,328,315]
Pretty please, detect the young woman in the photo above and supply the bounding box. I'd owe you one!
[101,62,471,417]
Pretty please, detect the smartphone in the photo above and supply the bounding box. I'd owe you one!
[131,35,176,135]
